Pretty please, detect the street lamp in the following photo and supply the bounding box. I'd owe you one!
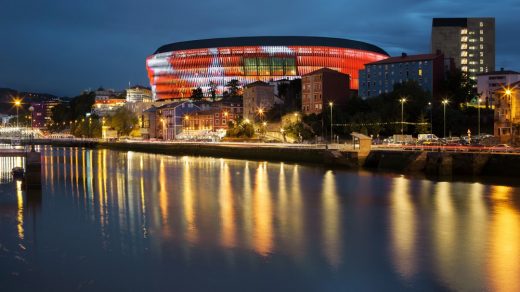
[28,106,34,151]
[477,97,481,138]
[329,101,333,143]
[442,99,449,138]
[428,102,433,135]
[13,98,22,128]
[504,87,514,142]
[399,97,407,134]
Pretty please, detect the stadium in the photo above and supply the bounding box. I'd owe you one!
[146,36,389,100]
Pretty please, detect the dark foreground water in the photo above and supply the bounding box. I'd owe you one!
[1,147,520,291]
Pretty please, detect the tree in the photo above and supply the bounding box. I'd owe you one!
[226,118,254,138]
[190,87,204,100]
[415,112,430,134]
[209,81,218,102]
[108,107,138,137]
[71,117,102,138]
[440,69,477,106]
[226,79,241,97]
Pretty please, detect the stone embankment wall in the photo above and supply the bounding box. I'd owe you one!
[364,150,520,177]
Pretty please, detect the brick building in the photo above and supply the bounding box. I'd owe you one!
[301,68,350,115]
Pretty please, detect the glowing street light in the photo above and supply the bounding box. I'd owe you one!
[399,97,407,134]
[428,101,433,134]
[13,98,22,128]
[504,87,515,142]
[329,101,334,143]
[442,99,449,138]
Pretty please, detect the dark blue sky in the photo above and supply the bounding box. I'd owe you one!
[1,0,519,97]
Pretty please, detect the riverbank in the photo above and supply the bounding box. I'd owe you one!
[5,138,520,179]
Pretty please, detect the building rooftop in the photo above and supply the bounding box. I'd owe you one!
[244,81,272,88]
[302,67,346,77]
[477,69,520,76]
[365,53,441,66]
[154,36,388,56]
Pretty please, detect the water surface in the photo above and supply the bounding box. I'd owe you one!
[1,147,519,291]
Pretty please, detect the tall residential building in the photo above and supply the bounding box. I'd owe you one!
[359,52,447,98]
[301,68,350,115]
[431,17,495,80]
[477,68,520,107]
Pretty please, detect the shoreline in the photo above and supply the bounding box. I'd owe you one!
[5,139,520,182]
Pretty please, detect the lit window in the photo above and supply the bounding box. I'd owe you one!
[461,29,468,34]
[461,58,468,65]
[461,36,468,42]
[480,21,484,27]
[461,44,467,50]
[461,51,468,57]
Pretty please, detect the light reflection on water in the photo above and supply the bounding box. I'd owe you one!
[1,146,520,291]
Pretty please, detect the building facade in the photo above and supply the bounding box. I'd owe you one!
[30,99,63,128]
[182,108,233,134]
[358,52,446,98]
[493,81,520,143]
[92,99,126,117]
[301,68,350,115]
[477,68,520,107]
[159,101,202,140]
[126,86,152,103]
[431,17,495,81]
[243,81,279,120]
[146,36,388,100]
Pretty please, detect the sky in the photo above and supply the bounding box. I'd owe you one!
[1,0,519,97]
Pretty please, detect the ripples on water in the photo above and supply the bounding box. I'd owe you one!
[0,146,519,291]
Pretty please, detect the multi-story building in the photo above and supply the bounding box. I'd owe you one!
[30,102,46,128]
[477,68,520,107]
[182,108,233,134]
[94,89,119,101]
[158,101,202,140]
[92,99,126,117]
[431,17,495,81]
[243,81,280,120]
[358,52,446,98]
[30,99,63,128]
[141,106,161,139]
[212,96,243,120]
[126,86,152,103]
[493,81,520,143]
[301,68,350,115]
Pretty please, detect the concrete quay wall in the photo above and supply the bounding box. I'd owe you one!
[364,150,520,177]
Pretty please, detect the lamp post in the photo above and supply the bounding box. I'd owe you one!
[505,88,513,143]
[28,106,34,151]
[477,97,481,138]
[399,97,407,135]
[329,101,333,143]
[428,102,433,135]
[442,99,449,138]
[14,99,22,128]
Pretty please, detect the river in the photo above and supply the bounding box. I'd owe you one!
[1,146,519,291]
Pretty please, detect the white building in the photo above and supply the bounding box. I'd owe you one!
[126,86,152,103]
[477,68,520,107]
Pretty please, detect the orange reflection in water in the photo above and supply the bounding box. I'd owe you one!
[321,170,342,269]
[219,161,236,248]
[182,157,197,243]
[390,176,416,279]
[16,180,24,240]
[253,162,273,256]
[487,185,520,292]
[159,158,169,225]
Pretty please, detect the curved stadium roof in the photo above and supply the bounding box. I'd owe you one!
[154,36,388,56]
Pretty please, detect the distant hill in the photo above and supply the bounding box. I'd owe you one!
[0,88,60,115]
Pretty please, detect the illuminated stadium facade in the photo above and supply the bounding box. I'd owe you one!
[146,36,389,100]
